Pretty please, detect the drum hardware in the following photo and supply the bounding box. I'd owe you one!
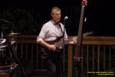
[0,19,26,77]
[7,31,20,37]
[0,31,26,77]
[7,31,27,77]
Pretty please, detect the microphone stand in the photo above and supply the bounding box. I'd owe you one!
[62,19,66,77]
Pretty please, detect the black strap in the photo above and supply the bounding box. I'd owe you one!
[59,23,64,37]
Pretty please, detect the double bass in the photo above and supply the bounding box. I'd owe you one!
[74,0,88,63]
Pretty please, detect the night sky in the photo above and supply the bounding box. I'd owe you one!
[0,0,115,36]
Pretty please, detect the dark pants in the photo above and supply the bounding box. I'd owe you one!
[41,47,63,77]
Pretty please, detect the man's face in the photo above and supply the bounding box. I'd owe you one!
[51,10,61,24]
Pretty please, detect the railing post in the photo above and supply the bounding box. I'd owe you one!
[67,44,73,77]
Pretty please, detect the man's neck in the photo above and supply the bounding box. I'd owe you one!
[51,20,60,25]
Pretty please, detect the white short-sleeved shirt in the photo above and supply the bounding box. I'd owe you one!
[37,20,68,42]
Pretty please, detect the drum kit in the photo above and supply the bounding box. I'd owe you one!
[0,31,20,64]
[0,19,26,77]
[0,19,19,65]
[0,31,19,77]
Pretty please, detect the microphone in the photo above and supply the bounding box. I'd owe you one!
[63,16,69,26]
[63,16,69,25]
[84,17,87,22]
[64,16,69,21]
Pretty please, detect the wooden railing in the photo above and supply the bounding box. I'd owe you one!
[6,35,115,77]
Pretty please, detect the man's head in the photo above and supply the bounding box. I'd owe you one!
[51,6,61,24]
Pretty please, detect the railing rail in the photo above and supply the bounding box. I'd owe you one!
[15,35,115,45]
[5,35,115,77]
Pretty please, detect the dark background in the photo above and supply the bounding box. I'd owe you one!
[0,0,115,36]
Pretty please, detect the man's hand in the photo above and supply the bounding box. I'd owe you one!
[48,44,56,51]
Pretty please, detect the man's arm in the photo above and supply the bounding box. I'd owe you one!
[36,23,54,50]
[37,39,56,51]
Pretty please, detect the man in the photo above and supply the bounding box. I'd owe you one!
[37,6,68,77]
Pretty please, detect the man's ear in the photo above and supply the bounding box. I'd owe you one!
[51,12,53,17]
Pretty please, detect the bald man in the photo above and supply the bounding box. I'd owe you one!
[37,6,68,77]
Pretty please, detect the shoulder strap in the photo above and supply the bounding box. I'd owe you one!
[59,23,64,37]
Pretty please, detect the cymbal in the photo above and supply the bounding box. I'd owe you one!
[8,32,20,36]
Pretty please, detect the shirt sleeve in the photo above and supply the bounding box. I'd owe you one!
[37,24,48,42]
